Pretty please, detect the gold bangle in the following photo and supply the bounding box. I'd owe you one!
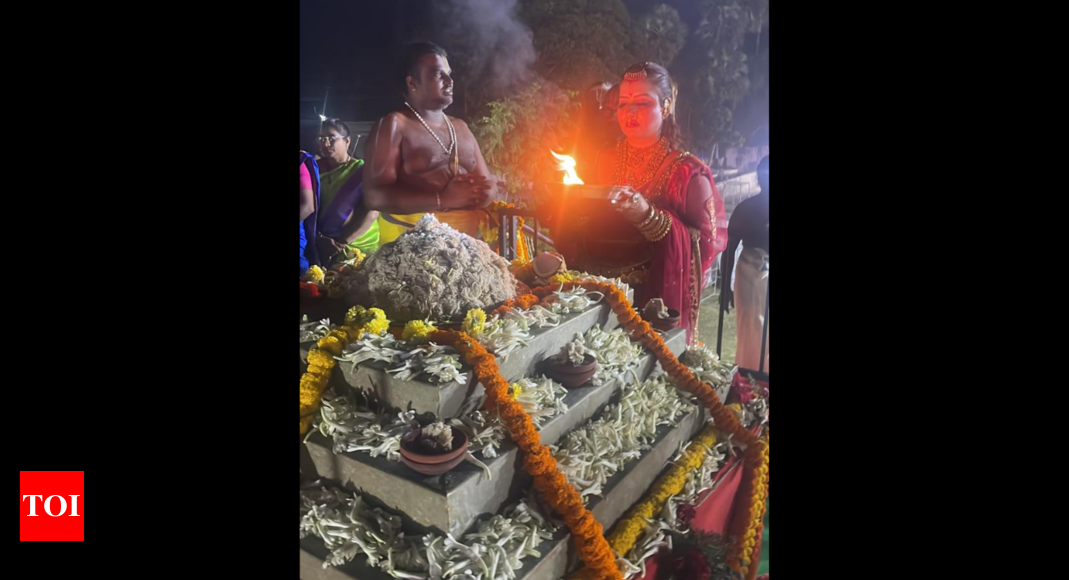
[640,209,665,235]
[636,206,656,229]
[642,210,672,242]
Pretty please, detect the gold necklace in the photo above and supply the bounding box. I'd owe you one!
[404,101,460,176]
[404,102,455,155]
[613,137,670,189]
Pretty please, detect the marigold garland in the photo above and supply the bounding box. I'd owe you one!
[727,432,769,579]
[429,329,621,580]
[607,424,719,556]
[488,293,541,318]
[531,280,768,577]
[481,202,530,263]
[297,277,768,577]
[401,319,436,342]
[299,314,391,435]
[303,264,326,284]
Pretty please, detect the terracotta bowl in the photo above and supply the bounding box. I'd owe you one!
[400,453,466,476]
[400,430,469,465]
[542,354,598,388]
[643,309,681,332]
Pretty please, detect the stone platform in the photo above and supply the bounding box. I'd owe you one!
[305,327,686,536]
[336,290,631,419]
[300,404,705,580]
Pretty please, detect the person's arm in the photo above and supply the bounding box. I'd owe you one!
[300,164,315,221]
[363,113,489,213]
[721,206,748,312]
[334,203,379,243]
[452,118,496,206]
[682,174,712,230]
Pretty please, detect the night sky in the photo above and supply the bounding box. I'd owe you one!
[300,0,766,141]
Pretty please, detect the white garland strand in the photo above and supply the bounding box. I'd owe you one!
[309,375,569,462]
[550,375,695,500]
[300,487,558,578]
[581,326,645,385]
[301,317,334,343]
[335,333,467,385]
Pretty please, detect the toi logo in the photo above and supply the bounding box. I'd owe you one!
[20,471,84,541]
[22,495,81,516]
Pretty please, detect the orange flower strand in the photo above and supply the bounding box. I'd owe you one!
[489,293,542,318]
[531,280,769,578]
[428,329,621,580]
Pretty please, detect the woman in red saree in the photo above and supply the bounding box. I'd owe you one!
[555,62,726,343]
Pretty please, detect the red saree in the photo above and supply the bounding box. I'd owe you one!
[551,151,727,342]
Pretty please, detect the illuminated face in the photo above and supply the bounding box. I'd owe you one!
[617,79,665,142]
[410,54,454,108]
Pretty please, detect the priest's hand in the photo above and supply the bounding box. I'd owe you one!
[441,175,492,209]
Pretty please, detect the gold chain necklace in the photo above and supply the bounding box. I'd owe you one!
[404,102,460,177]
[404,101,455,155]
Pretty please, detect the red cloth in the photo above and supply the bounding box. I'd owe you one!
[638,156,723,343]
[691,455,746,534]
[634,423,766,580]
[551,153,726,343]
[633,457,746,580]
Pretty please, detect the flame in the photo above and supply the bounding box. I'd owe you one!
[550,151,584,185]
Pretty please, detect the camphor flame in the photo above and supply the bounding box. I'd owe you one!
[550,151,584,185]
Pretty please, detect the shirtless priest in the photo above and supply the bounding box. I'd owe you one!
[364,42,501,244]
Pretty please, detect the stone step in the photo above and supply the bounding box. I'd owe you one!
[305,327,687,536]
[336,289,632,420]
[300,404,706,580]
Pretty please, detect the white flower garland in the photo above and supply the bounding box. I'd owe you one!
[300,316,333,343]
[300,487,558,578]
[551,375,695,500]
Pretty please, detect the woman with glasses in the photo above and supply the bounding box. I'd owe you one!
[315,119,380,264]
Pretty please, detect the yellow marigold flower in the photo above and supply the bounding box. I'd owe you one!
[510,256,530,268]
[555,270,581,283]
[300,372,327,390]
[316,335,344,355]
[363,318,390,336]
[299,383,321,407]
[368,307,386,321]
[510,383,523,400]
[463,308,487,336]
[328,328,351,343]
[345,305,368,324]
[402,319,436,342]
[306,349,336,369]
[300,414,314,435]
[349,247,366,266]
[305,364,332,381]
[303,265,325,284]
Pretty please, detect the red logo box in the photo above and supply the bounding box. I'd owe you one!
[20,471,84,541]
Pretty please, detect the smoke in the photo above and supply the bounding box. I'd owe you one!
[430,0,538,101]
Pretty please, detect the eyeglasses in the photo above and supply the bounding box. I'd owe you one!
[317,135,346,145]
